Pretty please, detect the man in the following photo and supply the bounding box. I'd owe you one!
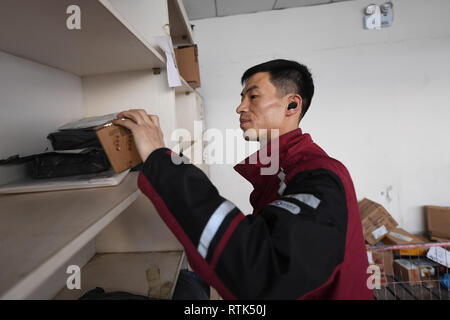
[113,59,374,300]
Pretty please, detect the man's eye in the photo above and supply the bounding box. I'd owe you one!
[250,95,257,99]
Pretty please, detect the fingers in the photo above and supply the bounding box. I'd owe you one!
[117,109,159,128]
[112,118,137,131]
[116,110,141,125]
[148,115,160,127]
[131,109,152,125]
[117,110,147,125]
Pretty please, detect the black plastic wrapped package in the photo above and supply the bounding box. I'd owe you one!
[0,149,111,179]
[47,128,101,150]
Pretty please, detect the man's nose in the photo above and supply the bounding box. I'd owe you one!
[236,100,248,114]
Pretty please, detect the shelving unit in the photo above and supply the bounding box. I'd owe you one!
[0,0,210,300]
[0,172,141,299]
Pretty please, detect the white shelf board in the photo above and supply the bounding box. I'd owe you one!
[0,172,141,299]
[168,0,194,46]
[54,251,185,300]
[0,0,165,76]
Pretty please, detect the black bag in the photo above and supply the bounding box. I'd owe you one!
[47,128,102,150]
[78,270,210,300]
[0,149,111,179]
[172,270,210,300]
[79,287,148,300]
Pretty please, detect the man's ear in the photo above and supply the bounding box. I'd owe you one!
[285,94,302,117]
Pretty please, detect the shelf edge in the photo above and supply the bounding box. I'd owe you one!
[174,0,194,45]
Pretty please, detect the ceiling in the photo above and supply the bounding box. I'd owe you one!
[182,0,356,20]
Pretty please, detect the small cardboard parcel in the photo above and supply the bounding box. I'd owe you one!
[358,198,398,245]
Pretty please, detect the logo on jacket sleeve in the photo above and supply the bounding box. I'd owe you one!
[269,200,300,215]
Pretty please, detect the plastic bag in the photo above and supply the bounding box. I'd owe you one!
[0,149,111,179]
[47,128,101,150]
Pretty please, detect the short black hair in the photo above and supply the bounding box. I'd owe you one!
[241,59,314,120]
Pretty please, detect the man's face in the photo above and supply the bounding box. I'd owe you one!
[237,72,286,141]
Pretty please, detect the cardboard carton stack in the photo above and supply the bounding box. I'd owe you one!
[360,198,450,288]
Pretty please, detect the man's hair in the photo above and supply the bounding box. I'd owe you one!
[241,59,314,121]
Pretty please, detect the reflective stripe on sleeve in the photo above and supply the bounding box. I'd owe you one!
[198,200,236,258]
[284,193,321,209]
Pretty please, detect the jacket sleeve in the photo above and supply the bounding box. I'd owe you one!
[138,147,348,299]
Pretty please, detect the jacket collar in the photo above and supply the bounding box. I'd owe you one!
[233,128,312,186]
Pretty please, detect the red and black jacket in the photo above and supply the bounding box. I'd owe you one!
[138,128,374,300]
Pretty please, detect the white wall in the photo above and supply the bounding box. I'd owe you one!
[82,69,178,149]
[0,51,83,184]
[192,0,450,233]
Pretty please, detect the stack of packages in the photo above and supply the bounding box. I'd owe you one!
[360,198,450,289]
[0,114,118,179]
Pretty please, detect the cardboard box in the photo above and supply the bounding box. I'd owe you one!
[95,122,142,173]
[393,259,421,285]
[411,259,440,288]
[174,45,201,88]
[430,235,450,242]
[382,228,427,256]
[426,206,450,239]
[359,198,398,245]
[367,248,394,275]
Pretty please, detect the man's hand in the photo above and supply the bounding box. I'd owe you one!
[113,109,165,162]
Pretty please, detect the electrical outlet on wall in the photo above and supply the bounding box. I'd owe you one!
[364,2,394,30]
[364,4,381,30]
[380,2,394,27]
